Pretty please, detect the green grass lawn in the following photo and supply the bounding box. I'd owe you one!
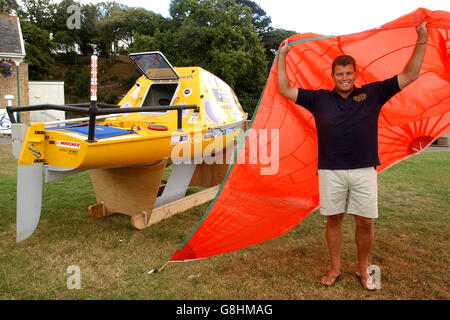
[0,145,448,299]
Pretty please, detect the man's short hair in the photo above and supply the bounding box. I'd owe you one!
[332,55,356,73]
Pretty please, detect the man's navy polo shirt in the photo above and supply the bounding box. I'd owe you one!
[295,75,401,170]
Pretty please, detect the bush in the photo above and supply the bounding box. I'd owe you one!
[103,93,118,104]
[98,92,118,104]
[73,70,90,99]
[64,70,76,86]
[55,52,77,65]
[120,73,139,87]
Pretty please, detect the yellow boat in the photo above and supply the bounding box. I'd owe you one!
[8,52,247,241]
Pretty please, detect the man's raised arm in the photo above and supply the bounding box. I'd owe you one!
[277,40,298,102]
[398,22,429,90]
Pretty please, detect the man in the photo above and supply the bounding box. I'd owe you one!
[277,22,428,290]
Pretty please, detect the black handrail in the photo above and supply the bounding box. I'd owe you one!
[6,103,199,142]
[67,103,122,108]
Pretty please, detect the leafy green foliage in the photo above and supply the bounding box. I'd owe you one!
[235,0,272,34]
[20,21,56,80]
[18,0,56,31]
[73,69,90,98]
[0,0,19,15]
[14,0,298,114]
[261,28,298,64]
[129,0,269,115]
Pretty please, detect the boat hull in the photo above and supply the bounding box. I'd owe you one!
[18,121,245,170]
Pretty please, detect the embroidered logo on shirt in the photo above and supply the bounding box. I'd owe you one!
[353,93,367,102]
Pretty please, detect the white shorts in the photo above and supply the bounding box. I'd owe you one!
[318,167,378,219]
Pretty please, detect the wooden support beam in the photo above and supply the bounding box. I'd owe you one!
[86,123,248,228]
[131,185,219,229]
[89,159,219,230]
[189,161,229,188]
[89,158,168,218]
[88,202,112,218]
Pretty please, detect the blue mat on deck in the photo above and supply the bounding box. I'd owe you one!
[47,124,135,139]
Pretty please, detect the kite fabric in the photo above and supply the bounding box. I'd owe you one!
[170,8,450,262]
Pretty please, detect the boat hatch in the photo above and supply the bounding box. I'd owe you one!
[141,82,179,108]
[129,52,179,80]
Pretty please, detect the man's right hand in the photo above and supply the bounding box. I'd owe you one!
[279,40,291,58]
[277,39,298,102]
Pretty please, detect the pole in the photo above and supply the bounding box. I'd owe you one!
[87,55,98,142]
[16,64,21,123]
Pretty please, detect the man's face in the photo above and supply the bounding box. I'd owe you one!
[332,64,356,94]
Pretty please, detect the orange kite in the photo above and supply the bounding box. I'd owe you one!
[170,8,450,262]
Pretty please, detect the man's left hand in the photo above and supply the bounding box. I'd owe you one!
[416,21,428,43]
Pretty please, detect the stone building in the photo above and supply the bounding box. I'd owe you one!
[0,14,30,125]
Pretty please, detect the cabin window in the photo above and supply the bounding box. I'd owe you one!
[141,82,179,112]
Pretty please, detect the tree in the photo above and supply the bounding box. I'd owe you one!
[94,2,127,57]
[235,0,271,34]
[129,33,158,52]
[53,30,75,53]
[50,0,77,33]
[234,0,298,68]
[0,0,20,15]
[20,21,56,79]
[95,4,170,56]
[133,8,172,37]
[51,0,81,59]
[78,4,99,55]
[166,0,268,115]
[54,2,99,56]
[18,0,56,31]
[261,28,297,65]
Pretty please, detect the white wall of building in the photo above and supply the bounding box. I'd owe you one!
[28,81,65,123]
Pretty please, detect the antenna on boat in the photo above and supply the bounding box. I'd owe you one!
[87,55,98,142]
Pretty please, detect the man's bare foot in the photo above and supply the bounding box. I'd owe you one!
[320,272,342,287]
[355,272,377,291]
